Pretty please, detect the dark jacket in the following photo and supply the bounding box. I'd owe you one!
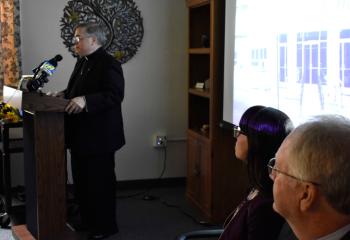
[341,230,350,240]
[64,47,125,154]
[219,193,284,240]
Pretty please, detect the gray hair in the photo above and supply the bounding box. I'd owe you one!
[288,115,350,214]
[75,23,107,46]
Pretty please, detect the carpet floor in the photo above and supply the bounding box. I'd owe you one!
[0,185,220,240]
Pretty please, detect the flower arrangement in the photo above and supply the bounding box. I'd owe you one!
[0,103,22,123]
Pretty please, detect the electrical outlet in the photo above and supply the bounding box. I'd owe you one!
[154,135,167,148]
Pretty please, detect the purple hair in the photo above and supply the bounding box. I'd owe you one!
[238,106,294,195]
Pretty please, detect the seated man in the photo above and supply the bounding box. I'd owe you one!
[269,115,350,240]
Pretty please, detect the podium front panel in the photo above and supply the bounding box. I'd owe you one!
[23,110,66,240]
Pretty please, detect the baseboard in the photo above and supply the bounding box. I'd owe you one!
[117,177,186,189]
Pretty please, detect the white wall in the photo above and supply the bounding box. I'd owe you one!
[16,0,188,183]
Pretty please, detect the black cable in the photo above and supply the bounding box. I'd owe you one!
[115,146,211,226]
[158,147,167,179]
[141,147,167,200]
[116,147,167,200]
[116,190,148,199]
[160,200,217,227]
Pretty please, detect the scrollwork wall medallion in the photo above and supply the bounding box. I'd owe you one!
[60,0,144,64]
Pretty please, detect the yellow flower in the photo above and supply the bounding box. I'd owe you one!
[0,102,22,123]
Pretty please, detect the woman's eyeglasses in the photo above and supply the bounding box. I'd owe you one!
[233,127,245,138]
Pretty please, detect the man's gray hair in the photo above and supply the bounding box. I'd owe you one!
[75,23,107,46]
[289,114,350,214]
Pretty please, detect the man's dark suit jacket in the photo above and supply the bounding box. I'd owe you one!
[278,223,350,240]
[64,47,125,154]
[342,230,350,240]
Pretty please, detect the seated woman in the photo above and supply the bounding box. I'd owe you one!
[219,105,294,240]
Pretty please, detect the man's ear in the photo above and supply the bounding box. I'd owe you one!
[90,36,98,45]
[299,183,318,212]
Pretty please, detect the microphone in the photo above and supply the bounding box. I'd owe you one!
[26,54,63,92]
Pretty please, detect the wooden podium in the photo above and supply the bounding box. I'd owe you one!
[12,92,77,240]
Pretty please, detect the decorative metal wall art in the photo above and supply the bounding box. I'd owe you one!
[60,0,144,64]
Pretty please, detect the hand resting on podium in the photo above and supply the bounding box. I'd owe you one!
[65,96,86,114]
[46,91,86,114]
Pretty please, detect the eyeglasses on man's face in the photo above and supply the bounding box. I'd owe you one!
[72,35,92,44]
[233,127,245,138]
[267,158,321,186]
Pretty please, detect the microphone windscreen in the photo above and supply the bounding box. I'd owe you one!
[48,55,63,67]
[55,55,63,62]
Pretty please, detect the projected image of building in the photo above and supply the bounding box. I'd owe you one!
[231,0,350,125]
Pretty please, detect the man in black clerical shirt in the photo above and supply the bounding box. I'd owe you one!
[61,22,125,240]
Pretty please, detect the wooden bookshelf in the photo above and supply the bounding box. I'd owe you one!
[185,0,249,223]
